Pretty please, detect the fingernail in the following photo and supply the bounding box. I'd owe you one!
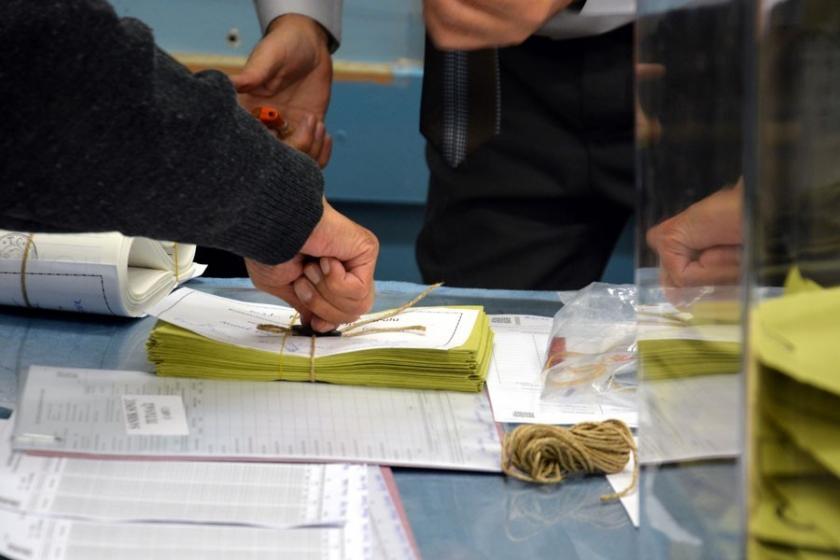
[304,264,322,285]
[320,258,330,276]
[295,282,312,302]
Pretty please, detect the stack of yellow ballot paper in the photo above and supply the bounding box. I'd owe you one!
[750,281,840,557]
[637,301,742,381]
[146,288,494,392]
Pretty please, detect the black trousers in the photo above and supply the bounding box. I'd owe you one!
[416,25,635,291]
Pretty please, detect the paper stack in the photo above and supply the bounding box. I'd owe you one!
[749,284,840,557]
[146,288,494,392]
[637,301,741,381]
[0,230,205,316]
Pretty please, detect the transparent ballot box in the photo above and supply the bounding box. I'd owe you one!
[636,0,747,557]
[746,1,840,558]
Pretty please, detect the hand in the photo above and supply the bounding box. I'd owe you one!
[233,14,334,167]
[246,199,379,332]
[423,0,572,50]
[636,63,665,145]
[646,180,743,288]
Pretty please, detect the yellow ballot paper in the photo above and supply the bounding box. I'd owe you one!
[146,288,494,392]
[636,303,741,380]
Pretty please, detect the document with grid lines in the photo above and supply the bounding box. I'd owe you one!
[12,366,502,472]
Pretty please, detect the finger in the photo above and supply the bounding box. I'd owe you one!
[318,134,333,168]
[282,114,316,154]
[310,317,337,333]
[636,63,666,81]
[309,121,326,162]
[684,246,742,286]
[668,245,741,288]
[301,260,374,325]
[232,38,286,93]
[319,258,372,301]
[293,276,364,326]
[303,260,372,314]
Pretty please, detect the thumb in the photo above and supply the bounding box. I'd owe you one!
[232,39,286,93]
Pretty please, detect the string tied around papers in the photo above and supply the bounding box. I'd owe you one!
[501,420,638,502]
[256,282,444,382]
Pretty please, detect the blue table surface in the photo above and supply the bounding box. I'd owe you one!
[0,278,687,559]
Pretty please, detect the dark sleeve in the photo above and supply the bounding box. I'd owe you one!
[0,0,323,265]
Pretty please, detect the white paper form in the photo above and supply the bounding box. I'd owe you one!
[639,375,740,464]
[0,417,360,529]
[368,467,420,560]
[486,315,638,426]
[0,231,204,317]
[0,509,355,560]
[13,366,502,472]
[605,437,639,527]
[148,288,479,357]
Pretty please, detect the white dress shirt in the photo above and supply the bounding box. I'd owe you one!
[254,0,636,49]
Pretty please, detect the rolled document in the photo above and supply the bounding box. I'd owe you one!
[0,230,205,316]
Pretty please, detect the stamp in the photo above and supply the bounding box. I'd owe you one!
[0,233,38,260]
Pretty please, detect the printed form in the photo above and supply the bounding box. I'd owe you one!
[13,366,502,472]
[487,315,637,427]
[0,420,359,529]
[148,288,478,357]
[0,420,415,560]
[0,510,355,560]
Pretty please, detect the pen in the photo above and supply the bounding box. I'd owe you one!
[251,106,294,138]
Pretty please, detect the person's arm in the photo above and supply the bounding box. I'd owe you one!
[253,0,343,52]
[536,0,635,40]
[235,1,343,167]
[0,0,378,328]
[0,0,322,265]
[424,0,635,50]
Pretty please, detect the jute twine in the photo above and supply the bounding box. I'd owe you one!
[256,282,443,382]
[501,419,638,501]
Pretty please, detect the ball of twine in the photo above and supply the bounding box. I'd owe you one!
[501,419,637,501]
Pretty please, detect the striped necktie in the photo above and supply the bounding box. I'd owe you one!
[420,39,501,168]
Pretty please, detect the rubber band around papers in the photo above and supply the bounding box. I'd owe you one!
[256,282,443,382]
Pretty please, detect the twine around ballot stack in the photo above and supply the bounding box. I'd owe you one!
[501,420,638,501]
[256,282,442,382]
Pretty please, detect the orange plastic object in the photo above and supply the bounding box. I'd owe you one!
[251,106,290,134]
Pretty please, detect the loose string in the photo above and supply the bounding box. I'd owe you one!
[338,282,443,335]
[501,420,638,501]
[19,233,35,308]
[256,282,444,382]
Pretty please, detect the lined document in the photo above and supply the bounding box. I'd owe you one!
[0,421,359,528]
[368,467,420,560]
[486,315,638,426]
[13,366,502,472]
[0,510,353,560]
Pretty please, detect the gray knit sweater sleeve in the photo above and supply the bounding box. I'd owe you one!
[0,0,324,265]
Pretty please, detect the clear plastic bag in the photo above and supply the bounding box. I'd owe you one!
[540,283,638,409]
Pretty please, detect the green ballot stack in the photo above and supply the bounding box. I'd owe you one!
[637,300,742,381]
[749,283,840,558]
[145,289,494,392]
